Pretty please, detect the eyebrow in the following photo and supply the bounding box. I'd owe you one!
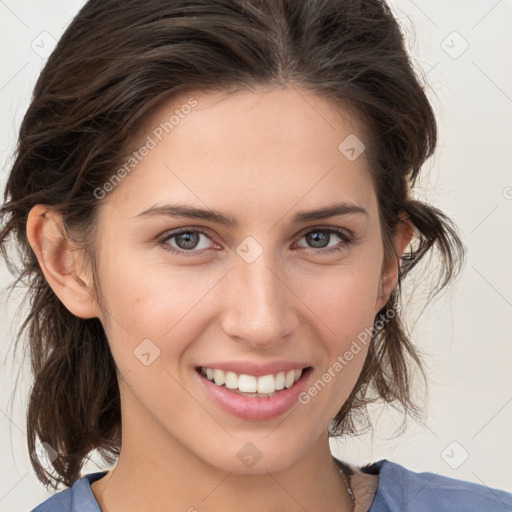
[134,201,368,227]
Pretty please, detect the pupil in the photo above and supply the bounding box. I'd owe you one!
[176,232,199,249]
[307,230,329,248]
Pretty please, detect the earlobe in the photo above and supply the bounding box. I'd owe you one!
[26,204,99,319]
[374,212,415,313]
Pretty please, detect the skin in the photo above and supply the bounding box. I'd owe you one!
[27,86,413,512]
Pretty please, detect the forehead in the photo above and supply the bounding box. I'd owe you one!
[103,86,377,222]
[148,86,367,156]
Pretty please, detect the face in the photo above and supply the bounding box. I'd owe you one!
[86,86,400,474]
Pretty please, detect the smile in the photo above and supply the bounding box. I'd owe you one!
[194,366,313,421]
[199,366,305,396]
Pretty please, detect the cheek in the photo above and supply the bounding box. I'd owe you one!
[99,253,206,331]
[292,259,382,402]
[294,262,381,338]
[97,258,222,370]
[297,271,380,412]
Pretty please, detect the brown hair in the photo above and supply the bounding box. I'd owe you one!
[0,0,465,490]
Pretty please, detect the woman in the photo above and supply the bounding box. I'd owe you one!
[1,0,510,511]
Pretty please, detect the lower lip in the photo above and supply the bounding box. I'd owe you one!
[194,367,312,421]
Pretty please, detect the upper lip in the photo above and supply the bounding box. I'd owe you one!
[196,361,312,377]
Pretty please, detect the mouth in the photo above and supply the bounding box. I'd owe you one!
[195,365,312,397]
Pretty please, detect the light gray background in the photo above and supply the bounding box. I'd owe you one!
[1,1,511,509]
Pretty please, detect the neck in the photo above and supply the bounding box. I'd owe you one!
[91,434,354,512]
[90,384,356,512]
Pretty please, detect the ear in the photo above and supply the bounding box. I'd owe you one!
[374,211,414,313]
[26,204,100,319]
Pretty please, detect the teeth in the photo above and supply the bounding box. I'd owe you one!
[213,369,225,386]
[201,367,305,394]
[284,370,295,388]
[225,371,239,390]
[274,371,285,391]
[238,373,257,392]
[257,374,274,394]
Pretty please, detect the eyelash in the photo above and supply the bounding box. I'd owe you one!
[157,226,354,257]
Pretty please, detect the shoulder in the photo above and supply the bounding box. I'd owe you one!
[30,471,107,512]
[363,459,512,512]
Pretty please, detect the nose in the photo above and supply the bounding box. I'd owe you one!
[219,250,297,349]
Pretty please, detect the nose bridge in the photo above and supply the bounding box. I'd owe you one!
[221,244,294,344]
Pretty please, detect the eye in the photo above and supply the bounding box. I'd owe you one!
[158,228,216,256]
[294,227,352,253]
[157,226,353,257]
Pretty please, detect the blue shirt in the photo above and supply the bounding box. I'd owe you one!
[31,459,512,511]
